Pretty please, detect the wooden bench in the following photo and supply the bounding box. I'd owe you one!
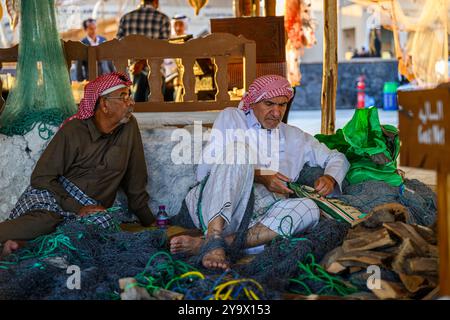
[0,33,257,113]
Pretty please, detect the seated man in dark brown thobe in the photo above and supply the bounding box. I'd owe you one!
[0,72,154,257]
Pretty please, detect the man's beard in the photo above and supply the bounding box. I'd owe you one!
[119,108,133,124]
[119,116,130,124]
[264,118,281,129]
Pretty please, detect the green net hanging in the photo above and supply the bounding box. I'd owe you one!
[0,0,77,140]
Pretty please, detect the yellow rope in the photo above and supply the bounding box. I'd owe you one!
[180,271,205,280]
[213,278,264,300]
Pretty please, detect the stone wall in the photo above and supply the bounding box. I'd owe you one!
[0,124,204,222]
[292,58,399,110]
[0,128,54,221]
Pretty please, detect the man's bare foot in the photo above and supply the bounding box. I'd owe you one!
[1,240,20,259]
[202,248,230,271]
[169,235,204,255]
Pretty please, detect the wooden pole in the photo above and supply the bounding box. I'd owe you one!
[321,0,338,135]
[241,0,252,16]
[253,0,260,17]
[265,0,276,16]
[437,171,450,296]
[233,0,242,17]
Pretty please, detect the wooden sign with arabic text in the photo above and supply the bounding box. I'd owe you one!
[399,83,450,296]
[398,84,449,171]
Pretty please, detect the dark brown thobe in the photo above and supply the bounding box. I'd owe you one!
[30,115,154,225]
[1,115,154,242]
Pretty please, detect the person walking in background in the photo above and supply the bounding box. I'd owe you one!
[75,18,115,82]
[374,29,382,58]
[116,0,171,102]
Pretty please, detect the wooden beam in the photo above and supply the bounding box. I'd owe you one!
[253,0,260,17]
[265,0,276,16]
[240,0,252,17]
[87,46,97,81]
[133,100,239,112]
[437,171,450,295]
[321,0,338,135]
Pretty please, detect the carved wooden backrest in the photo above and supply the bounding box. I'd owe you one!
[0,33,257,113]
[94,33,256,112]
[0,45,19,110]
[0,40,87,110]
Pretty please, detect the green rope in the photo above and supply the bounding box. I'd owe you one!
[133,251,198,295]
[0,208,123,270]
[288,253,357,297]
[0,228,83,270]
[270,215,308,251]
[196,178,208,233]
[0,105,71,140]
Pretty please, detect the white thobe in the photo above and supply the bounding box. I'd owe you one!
[185,107,350,237]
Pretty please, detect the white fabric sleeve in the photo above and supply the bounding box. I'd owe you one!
[303,133,350,193]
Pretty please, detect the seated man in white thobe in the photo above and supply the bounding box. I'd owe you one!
[170,75,350,270]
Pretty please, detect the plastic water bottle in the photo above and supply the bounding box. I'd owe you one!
[156,205,169,229]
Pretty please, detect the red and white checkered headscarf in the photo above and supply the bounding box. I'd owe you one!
[63,72,132,126]
[238,75,294,112]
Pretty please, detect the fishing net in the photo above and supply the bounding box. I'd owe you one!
[235,219,350,293]
[0,220,168,300]
[0,0,76,140]
[0,168,435,300]
[296,164,437,227]
[0,208,349,300]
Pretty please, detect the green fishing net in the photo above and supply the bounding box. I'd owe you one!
[0,0,77,139]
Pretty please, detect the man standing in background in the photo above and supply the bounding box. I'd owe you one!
[116,0,171,102]
[76,18,115,81]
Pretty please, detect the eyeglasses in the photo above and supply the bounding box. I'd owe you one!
[103,92,133,103]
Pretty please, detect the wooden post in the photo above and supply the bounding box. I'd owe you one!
[234,0,242,17]
[241,0,252,16]
[437,171,450,296]
[243,41,257,92]
[87,45,97,81]
[253,0,260,17]
[265,0,276,16]
[321,0,338,135]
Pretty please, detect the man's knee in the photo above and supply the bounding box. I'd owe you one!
[292,198,320,233]
[26,210,64,225]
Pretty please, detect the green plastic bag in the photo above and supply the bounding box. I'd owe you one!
[315,107,402,187]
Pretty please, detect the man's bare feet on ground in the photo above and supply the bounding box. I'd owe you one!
[0,240,20,259]
[170,236,230,270]
[202,247,230,271]
[169,235,204,255]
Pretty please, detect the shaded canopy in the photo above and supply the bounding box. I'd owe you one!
[351,0,449,86]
